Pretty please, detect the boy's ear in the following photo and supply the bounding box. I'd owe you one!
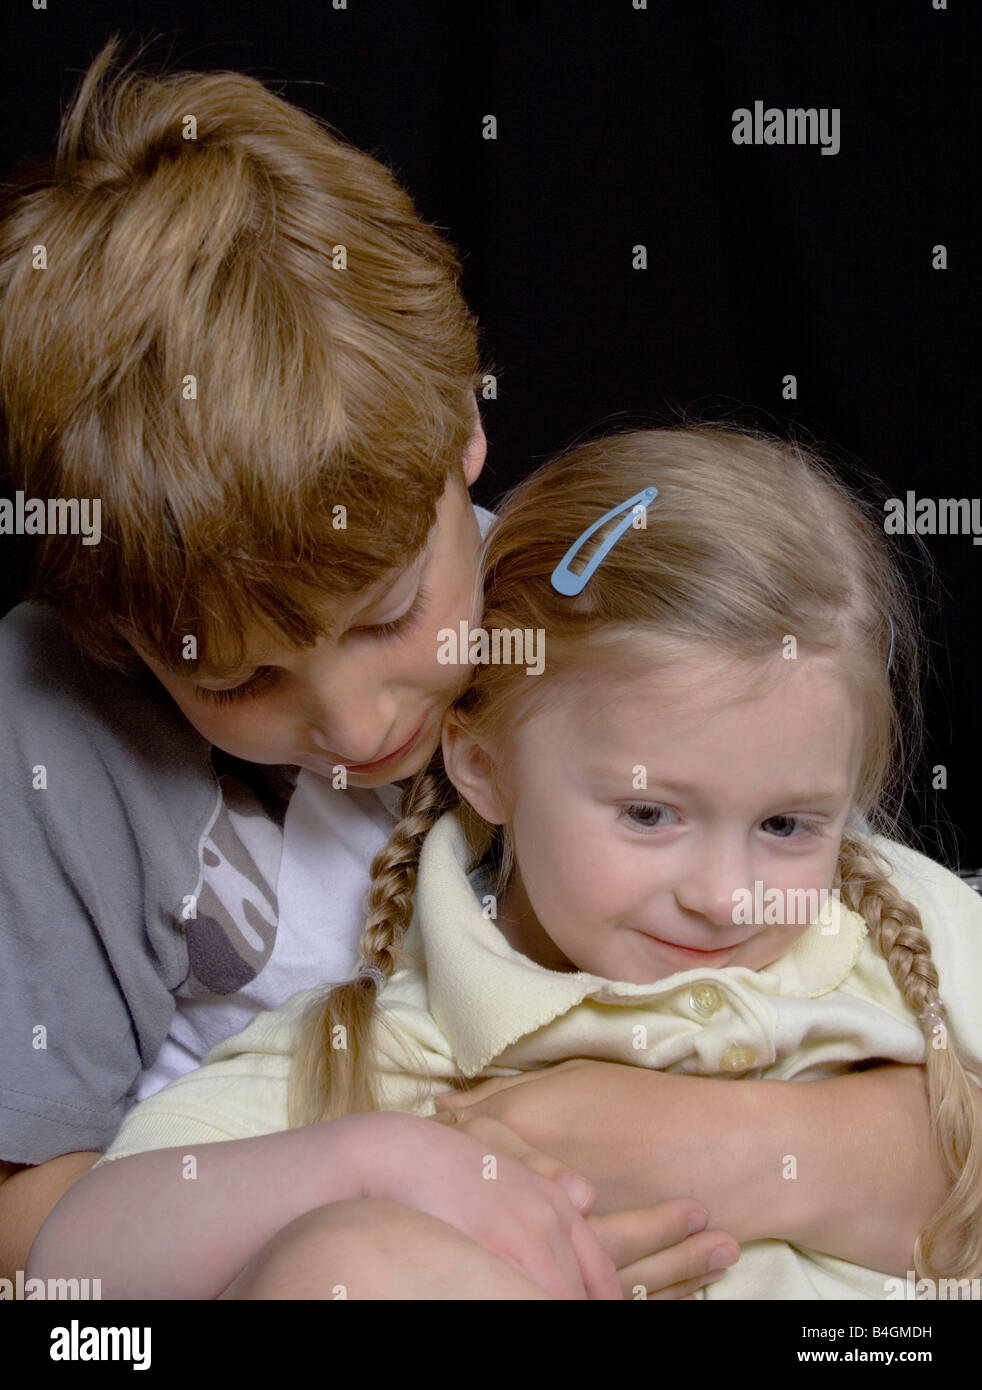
[461,398,487,486]
[441,714,507,825]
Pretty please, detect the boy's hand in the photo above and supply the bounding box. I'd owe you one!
[588,1201,739,1299]
[431,1110,740,1298]
[432,1059,776,1242]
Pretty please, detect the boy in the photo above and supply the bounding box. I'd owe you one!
[0,39,954,1296]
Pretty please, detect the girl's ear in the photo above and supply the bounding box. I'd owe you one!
[441,714,507,825]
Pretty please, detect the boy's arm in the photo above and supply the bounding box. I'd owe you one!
[434,1060,951,1275]
[0,1153,100,1281]
[0,602,216,1185]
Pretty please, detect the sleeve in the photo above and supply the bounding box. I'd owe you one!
[93,975,461,1166]
[0,602,211,1164]
[93,1050,295,1165]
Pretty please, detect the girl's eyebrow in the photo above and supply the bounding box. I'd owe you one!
[590,767,849,806]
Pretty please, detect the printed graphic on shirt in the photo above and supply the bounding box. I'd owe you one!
[181,756,297,997]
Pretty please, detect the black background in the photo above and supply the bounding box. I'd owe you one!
[2,0,977,861]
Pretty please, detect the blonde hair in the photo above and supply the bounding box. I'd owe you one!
[290,424,982,1281]
[0,36,482,672]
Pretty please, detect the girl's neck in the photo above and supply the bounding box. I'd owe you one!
[494,874,579,974]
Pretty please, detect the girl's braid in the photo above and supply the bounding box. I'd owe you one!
[837,831,982,1280]
[287,755,458,1126]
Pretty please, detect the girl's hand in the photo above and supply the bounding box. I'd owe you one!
[359,1111,621,1300]
[432,1109,741,1298]
[429,1109,599,1211]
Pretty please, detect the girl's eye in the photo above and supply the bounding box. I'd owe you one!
[619,803,679,831]
[195,667,277,707]
[353,584,430,642]
[762,815,816,839]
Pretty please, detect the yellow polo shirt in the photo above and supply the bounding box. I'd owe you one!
[98,809,982,1299]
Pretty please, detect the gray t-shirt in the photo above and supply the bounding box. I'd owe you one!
[0,601,217,1162]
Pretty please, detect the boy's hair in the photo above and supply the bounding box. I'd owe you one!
[0,37,481,672]
[289,423,982,1283]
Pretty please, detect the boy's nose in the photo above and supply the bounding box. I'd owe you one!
[307,714,395,766]
[306,684,403,764]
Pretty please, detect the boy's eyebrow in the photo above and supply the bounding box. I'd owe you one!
[192,637,320,679]
[194,654,283,679]
[193,543,436,679]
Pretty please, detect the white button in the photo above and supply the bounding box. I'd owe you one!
[689,985,724,1018]
[720,1045,757,1073]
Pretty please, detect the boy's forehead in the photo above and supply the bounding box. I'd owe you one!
[193,540,438,677]
[159,469,469,677]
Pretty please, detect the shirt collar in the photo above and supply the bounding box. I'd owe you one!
[415,810,868,1075]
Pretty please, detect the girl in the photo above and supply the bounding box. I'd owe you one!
[31,425,982,1298]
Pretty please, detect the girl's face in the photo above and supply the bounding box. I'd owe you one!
[133,418,487,787]
[448,646,865,985]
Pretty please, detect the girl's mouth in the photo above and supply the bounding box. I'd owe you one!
[640,932,743,960]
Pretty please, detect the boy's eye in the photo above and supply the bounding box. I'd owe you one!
[195,667,277,707]
[351,584,430,642]
[193,584,431,707]
[619,803,679,831]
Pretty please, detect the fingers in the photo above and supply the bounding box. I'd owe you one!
[487,1126,596,1214]
[624,1231,738,1300]
[590,1197,707,1267]
[494,1208,589,1301]
[432,1074,527,1112]
[567,1204,624,1301]
[535,1194,621,1301]
[589,1200,740,1300]
[485,1128,614,1300]
[644,1270,728,1300]
[446,1113,597,1213]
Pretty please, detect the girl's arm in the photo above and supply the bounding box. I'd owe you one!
[434,1060,955,1275]
[26,1109,621,1300]
[27,1117,375,1299]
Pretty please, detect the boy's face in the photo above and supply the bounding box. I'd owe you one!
[446,646,863,985]
[135,417,487,787]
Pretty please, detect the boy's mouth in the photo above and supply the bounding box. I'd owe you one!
[304,715,429,775]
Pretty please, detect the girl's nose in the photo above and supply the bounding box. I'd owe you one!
[674,847,752,930]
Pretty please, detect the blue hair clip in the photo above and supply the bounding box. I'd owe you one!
[551,487,658,596]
